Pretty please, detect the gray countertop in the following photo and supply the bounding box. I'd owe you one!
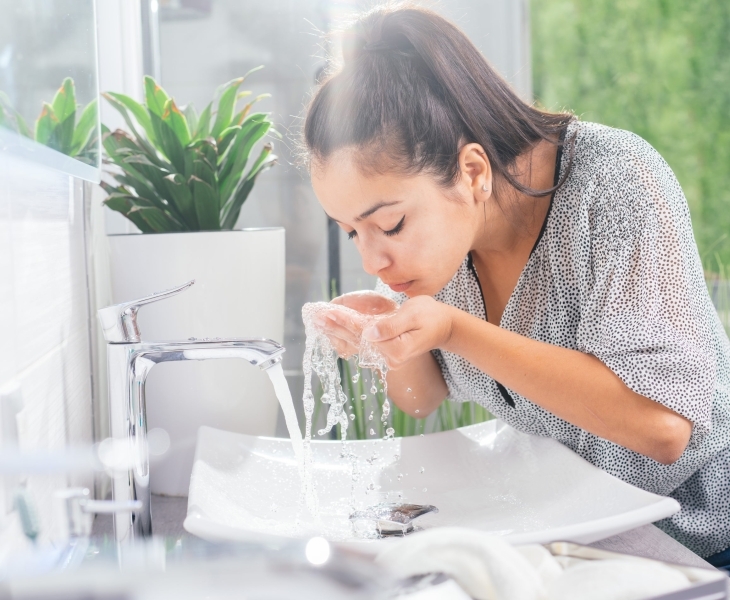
[93,494,713,570]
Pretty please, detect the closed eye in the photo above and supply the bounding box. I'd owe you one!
[383,216,405,237]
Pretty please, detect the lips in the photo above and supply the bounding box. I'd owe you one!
[388,280,414,293]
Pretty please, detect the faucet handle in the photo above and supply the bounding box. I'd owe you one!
[98,280,195,343]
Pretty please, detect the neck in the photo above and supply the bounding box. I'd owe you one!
[472,138,558,257]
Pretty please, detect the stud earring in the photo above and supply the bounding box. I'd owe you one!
[481,183,490,193]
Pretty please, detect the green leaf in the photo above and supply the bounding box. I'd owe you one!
[163,173,197,229]
[221,144,277,229]
[218,116,270,204]
[47,111,76,155]
[103,92,157,145]
[35,103,59,145]
[211,77,244,140]
[144,76,170,117]
[192,156,217,190]
[0,92,32,138]
[132,206,185,233]
[183,104,199,135]
[233,93,271,126]
[216,125,240,159]
[102,129,188,226]
[162,99,191,146]
[71,99,97,155]
[102,93,163,161]
[52,78,76,124]
[190,176,220,230]
[149,110,186,173]
[103,194,155,233]
[192,102,212,141]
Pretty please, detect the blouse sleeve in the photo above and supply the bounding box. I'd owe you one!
[576,134,716,438]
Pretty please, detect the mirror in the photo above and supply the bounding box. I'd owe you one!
[0,0,100,181]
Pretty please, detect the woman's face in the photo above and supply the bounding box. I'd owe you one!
[311,150,481,297]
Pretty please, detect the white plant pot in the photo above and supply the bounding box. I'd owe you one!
[108,228,285,496]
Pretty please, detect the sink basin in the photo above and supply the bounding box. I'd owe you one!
[184,420,679,548]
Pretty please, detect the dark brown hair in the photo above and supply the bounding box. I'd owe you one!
[303,4,574,197]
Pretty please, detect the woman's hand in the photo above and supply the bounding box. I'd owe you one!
[315,291,399,359]
[362,296,455,369]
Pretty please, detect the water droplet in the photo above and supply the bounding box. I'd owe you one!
[415,409,420,414]
[379,388,383,393]
[370,384,377,394]
[369,428,375,436]
[385,427,395,439]
[422,487,428,493]
[420,467,425,474]
[379,378,384,384]
[420,433,425,437]
[406,387,412,393]
[349,414,355,420]
[368,413,374,421]
[360,394,367,401]
[352,373,360,383]
[397,473,404,481]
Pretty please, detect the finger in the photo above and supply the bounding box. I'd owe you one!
[375,333,415,369]
[332,291,399,315]
[319,312,363,347]
[362,309,417,343]
[331,337,357,359]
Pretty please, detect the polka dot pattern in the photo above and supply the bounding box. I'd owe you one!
[375,121,730,558]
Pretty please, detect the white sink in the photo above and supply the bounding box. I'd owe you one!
[184,421,679,548]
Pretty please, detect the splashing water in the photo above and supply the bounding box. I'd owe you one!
[301,302,391,443]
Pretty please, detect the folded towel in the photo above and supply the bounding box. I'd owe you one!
[545,559,689,600]
[376,527,692,600]
[376,527,545,600]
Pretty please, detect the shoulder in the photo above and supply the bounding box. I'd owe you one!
[563,121,687,232]
[570,121,658,163]
[567,121,678,191]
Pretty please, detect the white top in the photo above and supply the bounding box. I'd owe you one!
[376,121,730,558]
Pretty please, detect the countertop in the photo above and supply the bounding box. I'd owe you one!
[93,494,713,570]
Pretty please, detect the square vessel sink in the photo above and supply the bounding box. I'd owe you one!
[184,421,679,548]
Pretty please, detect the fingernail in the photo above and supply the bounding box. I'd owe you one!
[363,325,380,341]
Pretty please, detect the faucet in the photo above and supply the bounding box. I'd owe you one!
[98,280,285,544]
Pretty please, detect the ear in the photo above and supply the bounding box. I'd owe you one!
[458,143,493,205]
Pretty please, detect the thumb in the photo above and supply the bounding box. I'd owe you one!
[362,311,413,342]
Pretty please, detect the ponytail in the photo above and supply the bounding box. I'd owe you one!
[304,5,574,197]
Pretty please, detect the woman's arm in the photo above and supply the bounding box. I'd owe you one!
[385,351,448,418]
[365,296,693,465]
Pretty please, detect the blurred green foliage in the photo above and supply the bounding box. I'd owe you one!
[532,0,730,272]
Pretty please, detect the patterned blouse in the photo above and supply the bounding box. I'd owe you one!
[376,120,730,558]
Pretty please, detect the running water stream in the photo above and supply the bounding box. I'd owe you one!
[261,301,398,537]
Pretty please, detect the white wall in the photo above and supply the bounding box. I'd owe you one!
[0,154,94,555]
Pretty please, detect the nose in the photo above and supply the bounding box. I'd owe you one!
[359,241,391,277]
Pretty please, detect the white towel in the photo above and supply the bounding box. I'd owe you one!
[545,559,689,600]
[376,527,545,600]
[376,527,693,600]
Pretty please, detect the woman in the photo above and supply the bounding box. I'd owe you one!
[304,6,730,563]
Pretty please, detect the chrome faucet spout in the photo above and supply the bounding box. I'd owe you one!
[99,282,285,544]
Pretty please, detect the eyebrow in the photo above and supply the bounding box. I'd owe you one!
[356,200,401,221]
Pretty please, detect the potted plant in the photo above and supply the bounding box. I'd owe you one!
[0,77,99,165]
[100,70,285,496]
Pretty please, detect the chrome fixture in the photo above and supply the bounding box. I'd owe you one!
[98,280,285,544]
[349,503,439,537]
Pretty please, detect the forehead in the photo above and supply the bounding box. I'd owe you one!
[311,148,429,203]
